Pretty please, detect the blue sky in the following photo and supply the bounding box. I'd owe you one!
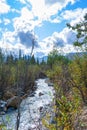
[0,0,87,57]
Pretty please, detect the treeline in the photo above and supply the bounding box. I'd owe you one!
[0,49,47,103]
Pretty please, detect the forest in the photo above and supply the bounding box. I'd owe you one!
[0,13,87,130]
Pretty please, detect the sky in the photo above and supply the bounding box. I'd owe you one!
[0,0,87,57]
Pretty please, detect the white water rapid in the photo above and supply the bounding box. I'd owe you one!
[0,78,54,130]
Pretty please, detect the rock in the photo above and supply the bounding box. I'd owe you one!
[7,96,21,109]
[3,91,15,100]
[48,83,54,86]
[39,72,47,79]
[39,92,44,96]
[29,92,35,97]
[45,79,54,86]
[39,106,43,112]
[7,107,16,113]
[0,100,7,113]
[50,117,56,124]
[0,111,6,115]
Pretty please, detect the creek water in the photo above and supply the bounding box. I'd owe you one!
[0,78,54,130]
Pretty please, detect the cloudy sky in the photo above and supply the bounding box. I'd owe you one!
[0,0,87,57]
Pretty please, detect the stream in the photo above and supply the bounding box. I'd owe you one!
[0,78,54,130]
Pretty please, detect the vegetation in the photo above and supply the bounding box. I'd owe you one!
[67,13,87,50]
[0,13,87,130]
[45,53,82,129]
[42,13,87,130]
[0,49,46,102]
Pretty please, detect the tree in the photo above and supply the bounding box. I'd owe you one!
[67,13,87,104]
[30,54,36,64]
[69,55,87,104]
[47,49,69,69]
[0,48,4,64]
[0,49,5,98]
[6,54,14,65]
[19,49,22,60]
[47,49,59,69]
[41,58,46,65]
[36,58,39,65]
[67,13,87,51]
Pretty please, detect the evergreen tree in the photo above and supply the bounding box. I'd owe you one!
[6,54,14,64]
[67,13,87,51]
[36,58,39,65]
[30,54,36,64]
[41,58,45,65]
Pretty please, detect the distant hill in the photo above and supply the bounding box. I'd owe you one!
[66,52,87,60]
[36,56,48,63]
[37,52,87,63]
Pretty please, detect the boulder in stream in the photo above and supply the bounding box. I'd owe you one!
[39,72,47,78]
[39,92,44,96]
[0,100,7,114]
[7,96,21,109]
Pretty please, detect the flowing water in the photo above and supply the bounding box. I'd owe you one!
[0,78,54,130]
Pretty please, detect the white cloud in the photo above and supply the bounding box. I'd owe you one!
[0,29,39,56]
[21,7,34,20]
[49,17,61,23]
[17,0,26,4]
[36,32,65,56]
[11,8,20,14]
[4,18,10,25]
[0,27,79,57]
[2,31,16,44]
[14,43,26,50]
[12,0,80,35]
[62,44,77,54]
[18,0,77,24]
[37,27,79,56]
[13,7,42,32]
[12,0,86,32]
[0,34,31,56]
[28,0,75,22]
[38,41,53,56]
[59,28,77,44]
[0,0,10,14]
[45,0,75,5]
[61,8,87,25]
[0,40,14,50]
